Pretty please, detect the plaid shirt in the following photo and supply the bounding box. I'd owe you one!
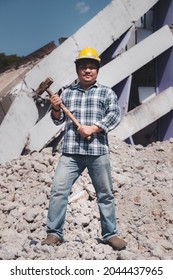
[51,82,121,155]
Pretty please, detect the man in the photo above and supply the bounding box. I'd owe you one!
[42,47,127,251]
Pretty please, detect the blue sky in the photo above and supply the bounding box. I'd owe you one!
[0,0,111,56]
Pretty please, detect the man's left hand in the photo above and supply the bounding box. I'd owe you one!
[77,125,102,138]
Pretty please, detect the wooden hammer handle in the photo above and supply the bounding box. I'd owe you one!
[46,88,91,140]
[59,103,81,127]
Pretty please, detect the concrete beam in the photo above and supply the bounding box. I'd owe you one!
[98,25,173,87]
[0,93,16,124]
[0,67,29,98]
[9,0,159,95]
[118,75,132,115]
[109,87,173,140]
[26,112,64,152]
[0,93,38,165]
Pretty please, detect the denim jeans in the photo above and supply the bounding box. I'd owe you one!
[47,153,117,241]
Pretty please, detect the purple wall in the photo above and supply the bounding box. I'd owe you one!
[155,0,173,140]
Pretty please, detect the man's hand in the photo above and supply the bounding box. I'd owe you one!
[50,95,62,110]
[77,125,103,138]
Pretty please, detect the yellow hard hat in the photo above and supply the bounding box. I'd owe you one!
[75,47,101,63]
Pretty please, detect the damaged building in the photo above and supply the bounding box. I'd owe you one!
[0,0,173,165]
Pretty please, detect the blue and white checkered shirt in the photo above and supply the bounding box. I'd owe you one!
[51,82,121,155]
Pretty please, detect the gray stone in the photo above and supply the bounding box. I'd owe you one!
[1,137,173,260]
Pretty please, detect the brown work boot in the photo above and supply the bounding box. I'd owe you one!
[41,234,62,246]
[106,236,127,251]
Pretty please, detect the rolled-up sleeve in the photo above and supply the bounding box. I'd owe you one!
[50,108,66,125]
[94,89,121,133]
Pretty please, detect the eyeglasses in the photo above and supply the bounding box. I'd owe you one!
[78,65,97,71]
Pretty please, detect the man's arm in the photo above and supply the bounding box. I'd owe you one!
[50,94,65,124]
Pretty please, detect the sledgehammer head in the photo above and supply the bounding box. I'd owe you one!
[35,77,54,96]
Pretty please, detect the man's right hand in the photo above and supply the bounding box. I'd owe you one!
[50,95,62,111]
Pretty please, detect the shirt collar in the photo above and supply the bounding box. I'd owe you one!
[72,81,99,90]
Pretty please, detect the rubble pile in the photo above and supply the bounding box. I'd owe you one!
[0,136,173,260]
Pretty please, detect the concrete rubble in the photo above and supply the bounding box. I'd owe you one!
[0,137,173,260]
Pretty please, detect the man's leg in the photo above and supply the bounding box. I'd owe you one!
[87,153,127,250]
[42,154,85,244]
[87,153,116,240]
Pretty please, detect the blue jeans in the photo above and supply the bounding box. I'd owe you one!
[47,153,117,241]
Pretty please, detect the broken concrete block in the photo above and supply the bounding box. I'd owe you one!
[26,112,64,152]
[0,93,16,124]
[0,92,38,165]
[110,87,173,140]
[69,190,89,204]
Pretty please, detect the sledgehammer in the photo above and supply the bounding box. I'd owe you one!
[35,77,91,140]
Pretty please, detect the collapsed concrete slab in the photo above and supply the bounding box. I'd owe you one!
[26,112,64,152]
[0,67,30,124]
[0,93,16,124]
[98,25,173,87]
[9,0,159,96]
[0,92,38,165]
[0,67,29,99]
[110,87,173,140]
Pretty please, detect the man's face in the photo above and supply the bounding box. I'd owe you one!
[77,59,98,88]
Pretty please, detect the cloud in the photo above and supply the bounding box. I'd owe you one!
[75,1,90,14]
